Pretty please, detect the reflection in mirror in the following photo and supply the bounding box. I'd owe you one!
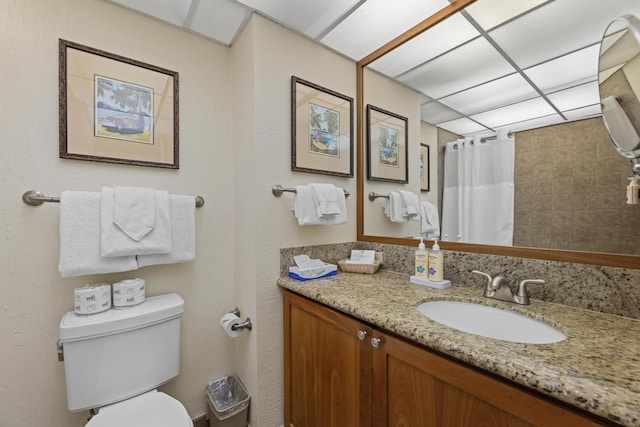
[599,15,640,177]
[358,0,640,265]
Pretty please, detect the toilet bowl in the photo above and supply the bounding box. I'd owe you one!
[59,294,191,427]
[86,390,192,427]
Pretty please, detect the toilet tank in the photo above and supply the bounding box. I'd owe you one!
[59,293,184,412]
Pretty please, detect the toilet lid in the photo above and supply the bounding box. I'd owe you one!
[86,390,192,427]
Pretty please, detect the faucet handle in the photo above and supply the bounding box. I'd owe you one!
[515,279,545,304]
[471,270,493,290]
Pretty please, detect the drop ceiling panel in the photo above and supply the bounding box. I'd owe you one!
[523,45,599,93]
[507,114,565,134]
[110,0,192,26]
[465,0,546,30]
[470,97,556,129]
[368,13,479,78]
[437,117,488,136]
[546,82,599,113]
[321,0,450,60]
[398,36,517,99]
[189,0,250,45]
[421,101,462,125]
[236,0,361,39]
[489,0,640,69]
[438,73,538,116]
[563,104,602,121]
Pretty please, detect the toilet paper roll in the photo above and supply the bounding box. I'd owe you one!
[74,283,112,315]
[220,313,243,338]
[112,278,145,308]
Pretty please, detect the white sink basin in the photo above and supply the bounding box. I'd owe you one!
[417,300,566,344]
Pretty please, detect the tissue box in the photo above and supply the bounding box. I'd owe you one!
[288,264,337,281]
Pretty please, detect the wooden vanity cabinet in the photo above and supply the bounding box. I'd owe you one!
[284,290,605,427]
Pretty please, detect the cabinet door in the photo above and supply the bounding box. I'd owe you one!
[284,291,373,427]
[372,331,602,427]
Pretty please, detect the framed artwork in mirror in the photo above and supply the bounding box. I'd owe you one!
[59,39,179,169]
[291,76,353,177]
[420,143,430,192]
[366,104,408,183]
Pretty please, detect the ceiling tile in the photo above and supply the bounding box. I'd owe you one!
[368,12,478,78]
[236,0,361,39]
[110,0,192,26]
[398,36,517,99]
[421,101,462,125]
[508,114,565,134]
[189,0,250,45]
[563,104,602,121]
[321,0,450,60]
[470,97,556,128]
[437,117,489,136]
[465,0,546,30]
[438,73,538,116]
[523,45,599,93]
[546,81,600,113]
[489,0,640,69]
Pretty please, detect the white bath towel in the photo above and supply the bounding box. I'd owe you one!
[384,191,419,223]
[398,190,420,218]
[58,191,138,278]
[101,187,172,257]
[293,185,347,225]
[113,186,155,241]
[420,200,440,238]
[137,195,196,267]
[309,183,341,217]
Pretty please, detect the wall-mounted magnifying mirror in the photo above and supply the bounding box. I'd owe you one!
[599,14,640,177]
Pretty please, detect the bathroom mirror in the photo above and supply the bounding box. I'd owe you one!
[356,0,640,268]
[598,15,640,175]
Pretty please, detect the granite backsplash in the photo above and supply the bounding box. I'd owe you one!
[280,241,640,319]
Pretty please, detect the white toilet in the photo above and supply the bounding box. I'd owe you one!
[58,293,193,427]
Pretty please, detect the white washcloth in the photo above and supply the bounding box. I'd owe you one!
[309,183,341,217]
[101,187,172,257]
[113,186,155,241]
[58,191,138,278]
[398,190,420,218]
[293,185,347,225]
[383,191,419,223]
[138,195,196,267]
[420,201,440,238]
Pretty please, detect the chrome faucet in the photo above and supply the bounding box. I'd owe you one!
[471,270,544,305]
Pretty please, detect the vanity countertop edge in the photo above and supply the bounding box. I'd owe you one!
[278,270,640,427]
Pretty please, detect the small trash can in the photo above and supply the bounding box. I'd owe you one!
[206,375,250,427]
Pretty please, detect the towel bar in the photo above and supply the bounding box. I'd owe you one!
[368,192,389,201]
[272,184,350,198]
[22,190,205,207]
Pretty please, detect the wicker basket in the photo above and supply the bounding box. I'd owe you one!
[338,259,382,274]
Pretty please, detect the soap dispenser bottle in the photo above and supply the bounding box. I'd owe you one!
[414,238,428,278]
[627,177,639,204]
[428,238,443,282]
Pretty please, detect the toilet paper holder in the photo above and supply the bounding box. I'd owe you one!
[229,308,252,331]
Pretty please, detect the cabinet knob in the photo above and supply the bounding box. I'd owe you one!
[357,330,367,341]
[371,337,382,348]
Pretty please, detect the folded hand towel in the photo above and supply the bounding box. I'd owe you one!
[309,183,341,217]
[383,191,419,223]
[58,191,138,278]
[113,186,155,241]
[420,200,440,238]
[398,190,420,218]
[293,185,347,225]
[138,195,196,267]
[101,187,172,257]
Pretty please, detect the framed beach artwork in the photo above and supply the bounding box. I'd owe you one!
[420,143,430,191]
[59,39,179,168]
[291,76,353,177]
[366,104,408,183]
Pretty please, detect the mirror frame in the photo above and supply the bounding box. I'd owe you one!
[355,0,640,269]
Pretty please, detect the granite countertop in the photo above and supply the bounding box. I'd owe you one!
[278,270,640,427]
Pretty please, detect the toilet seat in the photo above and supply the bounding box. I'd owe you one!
[86,390,192,427]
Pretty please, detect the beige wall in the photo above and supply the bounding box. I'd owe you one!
[0,2,356,426]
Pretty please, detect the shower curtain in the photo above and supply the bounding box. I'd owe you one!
[440,132,515,246]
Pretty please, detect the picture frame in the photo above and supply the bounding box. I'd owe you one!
[420,143,430,192]
[366,104,408,183]
[59,39,179,169]
[291,76,353,177]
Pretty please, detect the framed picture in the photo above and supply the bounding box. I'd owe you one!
[291,76,353,177]
[420,143,430,192]
[59,39,179,169]
[366,105,408,183]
